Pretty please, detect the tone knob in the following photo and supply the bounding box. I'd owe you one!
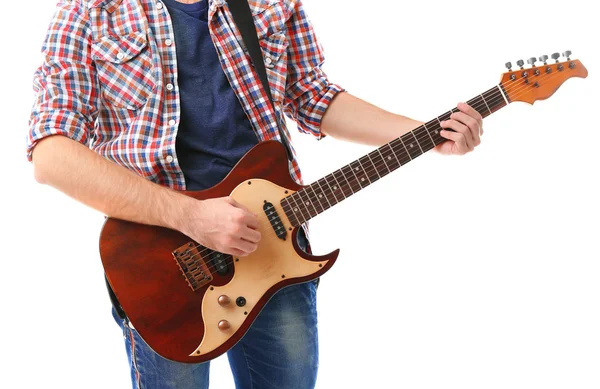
[218,295,231,306]
[218,320,231,331]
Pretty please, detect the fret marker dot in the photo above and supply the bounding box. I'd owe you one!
[388,156,392,160]
[319,194,323,198]
[294,208,298,211]
[410,144,414,148]
[334,186,338,190]
[361,178,365,182]
[355,167,359,171]
[305,202,309,205]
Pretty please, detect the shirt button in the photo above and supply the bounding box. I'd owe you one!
[165,39,173,46]
[166,155,174,163]
[157,2,163,9]
[117,52,125,60]
[168,119,176,126]
[166,83,174,91]
[265,57,272,66]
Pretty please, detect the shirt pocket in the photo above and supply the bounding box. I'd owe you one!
[91,31,156,110]
[249,0,288,39]
[259,31,289,103]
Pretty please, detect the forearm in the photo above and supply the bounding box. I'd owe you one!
[320,92,422,146]
[32,135,193,231]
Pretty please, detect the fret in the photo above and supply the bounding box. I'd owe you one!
[289,193,308,224]
[397,136,412,160]
[365,153,382,180]
[390,139,412,165]
[335,168,354,197]
[348,161,365,190]
[422,123,436,145]
[377,147,393,173]
[341,164,361,192]
[410,131,424,154]
[413,126,435,151]
[323,175,342,205]
[380,143,401,170]
[331,170,350,198]
[356,158,373,185]
[281,197,299,227]
[465,95,487,118]
[304,184,324,215]
[315,178,333,209]
[400,133,422,160]
[480,94,492,115]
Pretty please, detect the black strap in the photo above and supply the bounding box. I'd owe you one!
[228,0,293,161]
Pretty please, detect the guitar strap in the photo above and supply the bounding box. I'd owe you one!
[227,0,293,161]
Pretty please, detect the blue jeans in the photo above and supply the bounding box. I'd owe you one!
[111,232,319,389]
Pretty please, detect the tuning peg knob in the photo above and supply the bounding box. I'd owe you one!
[527,57,537,66]
[539,55,549,64]
[563,50,572,60]
[516,59,525,69]
[551,52,560,62]
[505,62,512,70]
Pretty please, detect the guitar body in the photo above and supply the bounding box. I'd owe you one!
[99,141,339,363]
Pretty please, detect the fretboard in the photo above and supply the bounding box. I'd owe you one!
[281,85,509,226]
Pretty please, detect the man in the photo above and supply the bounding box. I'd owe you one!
[27,0,483,388]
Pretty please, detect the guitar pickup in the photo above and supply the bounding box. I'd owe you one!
[264,201,287,241]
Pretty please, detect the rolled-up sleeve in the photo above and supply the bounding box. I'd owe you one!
[26,0,99,162]
[282,0,344,140]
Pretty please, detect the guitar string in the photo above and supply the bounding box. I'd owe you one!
[183,64,570,276]
[182,63,572,274]
[181,62,576,275]
[280,64,571,219]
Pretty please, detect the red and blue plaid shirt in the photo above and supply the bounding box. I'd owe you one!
[27,0,343,189]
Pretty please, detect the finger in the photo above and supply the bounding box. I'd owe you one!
[457,102,483,136]
[233,238,258,255]
[229,248,248,257]
[241,228,261,243]
[450,111,481,146]
[441,120,473,151]
[241,212,259,229]
[439,129,468,154]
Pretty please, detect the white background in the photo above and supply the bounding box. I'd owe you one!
[2,0,599,388]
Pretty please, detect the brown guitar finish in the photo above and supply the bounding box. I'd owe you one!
[99,141,339,363]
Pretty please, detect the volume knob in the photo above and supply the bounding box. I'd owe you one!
[218,320,231,331]
[218,295,231,306]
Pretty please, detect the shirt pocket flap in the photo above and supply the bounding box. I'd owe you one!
[91,32,148,64]
[259,32,288,69]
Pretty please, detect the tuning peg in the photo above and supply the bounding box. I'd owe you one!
[505,62,512,71]
[539,55,549,65]
[551,52,560,63]
[563,50,572,60]
[516,59,525,69]
[527,57,537,67]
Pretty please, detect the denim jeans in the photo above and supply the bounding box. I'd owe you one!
[111,231,319,389]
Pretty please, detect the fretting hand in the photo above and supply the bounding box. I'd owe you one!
[435,102,484,155]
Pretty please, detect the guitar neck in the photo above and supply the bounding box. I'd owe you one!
[282,84,510,226]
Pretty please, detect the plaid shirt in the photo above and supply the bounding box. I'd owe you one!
[27,0,343,189]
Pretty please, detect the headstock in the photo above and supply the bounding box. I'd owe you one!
[501,51,587,105]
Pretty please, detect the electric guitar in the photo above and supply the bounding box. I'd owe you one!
[99,52,588,363]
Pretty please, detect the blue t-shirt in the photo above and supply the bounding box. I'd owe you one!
[163,0,259,191]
